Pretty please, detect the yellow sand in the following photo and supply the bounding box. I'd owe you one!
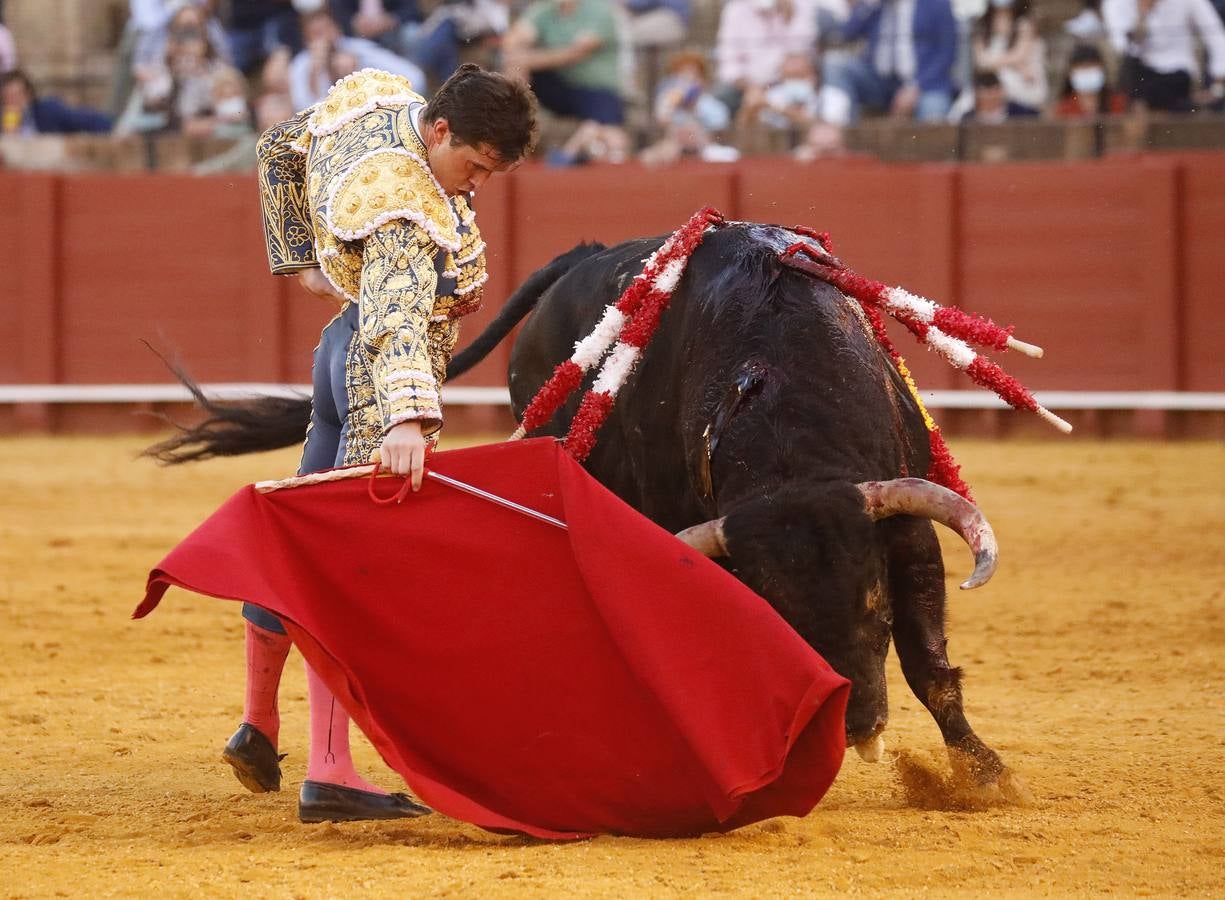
[1,436,1222,897]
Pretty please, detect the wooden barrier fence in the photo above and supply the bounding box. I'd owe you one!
[2,152,1223,437]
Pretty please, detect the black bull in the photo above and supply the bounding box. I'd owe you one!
[149,222,1019,796]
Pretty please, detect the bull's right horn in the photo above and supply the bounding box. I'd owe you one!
[675,517,729,558]
[856,478,998,590]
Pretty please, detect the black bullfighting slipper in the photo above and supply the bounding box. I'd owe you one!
[221,723,286,794]
[298,780,434,824]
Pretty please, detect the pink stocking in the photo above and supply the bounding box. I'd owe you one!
[243,620,292,747]
[304,661,387,794]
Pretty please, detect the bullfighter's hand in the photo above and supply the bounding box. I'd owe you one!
[380,421,428,490]
[298,267,345,301]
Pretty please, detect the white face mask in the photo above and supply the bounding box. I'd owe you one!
[779,79,813,100]
[989,0,1014,7]
[215,95,248,120]
[292,0,327,13]
[1070,67,1105,94]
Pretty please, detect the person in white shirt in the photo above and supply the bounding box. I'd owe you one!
[972,0,1047,114]
[715,0,826,113]
[288,9,425,109]
[0,21,16,75]
[1103,0,1225,110]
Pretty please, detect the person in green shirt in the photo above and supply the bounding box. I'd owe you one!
[503,0,625,125]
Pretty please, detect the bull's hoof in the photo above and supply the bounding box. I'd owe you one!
[853,733,885,763]
[992,768,1033,805]
[946,737,1004,783]
[949,766,1033,808]
[947,744,1032,808]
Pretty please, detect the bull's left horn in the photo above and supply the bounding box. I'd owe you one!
[675,517,729,557]
[856,478,998,590]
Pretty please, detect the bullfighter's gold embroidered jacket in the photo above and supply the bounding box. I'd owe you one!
[256,69,487,458]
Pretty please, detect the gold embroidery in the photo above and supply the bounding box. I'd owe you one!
[356,221,443,444]
[428,319,461,386]
[308,70,423,135]
[434,212,486,319]
[315,231,364,301]
[455,224,487,300]
[257,110,316,274]
[304,106,399,298]
[261,75,491,461]
[302,101,459,296]
[328,149,459,249]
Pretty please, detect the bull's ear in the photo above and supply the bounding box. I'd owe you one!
[674,518,728,558]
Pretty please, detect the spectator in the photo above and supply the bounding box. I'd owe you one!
[793,119,848,158]
[623,0,689,48]
[331,0,422,48]
[654,49,730,133]
[1,70,113,135]
[332,0,510,89]
[295,39,362,107]
[135,1,232,72]
[547,117,632,164]
[819,0,960,125]
[115,24,231,135]
[223,0,307,75]
[0,7,16,74]
[971,0,1046,116]
[503,0,626,128]
[194,90,294,174]
[639,48,738,164]
[113,2,176,115]
[950,0,986,83]
[1104,0,1225,111]
[287,9,426,109]
[714,0,821,115]
[960,68,1014,122]
[200,63,255,138]
[1065,0,1108,41]
[756,51,824,131]
[1053,42,1128,116]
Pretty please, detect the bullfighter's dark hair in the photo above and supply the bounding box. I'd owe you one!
[423,64,538,162]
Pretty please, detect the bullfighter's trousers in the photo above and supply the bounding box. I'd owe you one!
[243,302,363,635]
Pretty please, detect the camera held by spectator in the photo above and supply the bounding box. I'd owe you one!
[640,50,739,165]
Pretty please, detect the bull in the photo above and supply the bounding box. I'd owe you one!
[149,222,1022,799]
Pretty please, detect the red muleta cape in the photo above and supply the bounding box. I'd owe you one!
[136,438,850,839]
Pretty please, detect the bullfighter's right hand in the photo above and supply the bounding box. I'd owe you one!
[379,421,428,491]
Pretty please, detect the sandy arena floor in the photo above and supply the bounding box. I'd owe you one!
[0,435,1222,897]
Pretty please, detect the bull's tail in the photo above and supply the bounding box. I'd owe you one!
[447,241,605,380]
[142,356,311,464]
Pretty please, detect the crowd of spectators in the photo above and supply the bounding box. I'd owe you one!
[1,0,1224,168]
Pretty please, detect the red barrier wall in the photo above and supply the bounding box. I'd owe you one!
[2,153,1223,433]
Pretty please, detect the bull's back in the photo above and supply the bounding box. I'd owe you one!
[508,224,930,519]
[510,236,668,422]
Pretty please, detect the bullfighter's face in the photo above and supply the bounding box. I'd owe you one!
[421,115,518,197]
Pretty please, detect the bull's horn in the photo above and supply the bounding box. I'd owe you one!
[675,517,729,557]
[857,478,998,590]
